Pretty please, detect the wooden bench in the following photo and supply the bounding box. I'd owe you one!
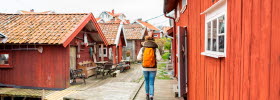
[77,61,97,78]
[70,69,86,84]
[118,61,130,72]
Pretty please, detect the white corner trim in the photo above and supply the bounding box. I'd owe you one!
[122,26,128,47]
[141,27,147,39]
[201,52,226,58]
[201,0,226,15]
[115,24,123,47]
[175,17,180,22]
[180,5,187,14]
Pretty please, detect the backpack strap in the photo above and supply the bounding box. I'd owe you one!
[142,47,146,54]
[154,48,157,67]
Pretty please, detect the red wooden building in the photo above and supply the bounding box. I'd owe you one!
[0,13,108,89]
[123,24,148,61]
[98,23,127,64]
[164,0,280,100]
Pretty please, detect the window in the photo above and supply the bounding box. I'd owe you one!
[0,53,11,68]
[153,34,158,37]
[99,48,107,57]
[201,0,226,58]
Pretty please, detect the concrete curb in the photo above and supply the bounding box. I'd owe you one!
[130,79,145,100]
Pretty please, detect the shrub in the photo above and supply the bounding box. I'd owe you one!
[162,52,170,60]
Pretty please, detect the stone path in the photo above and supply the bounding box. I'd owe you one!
[62,64,144,100]
[134,80,183,100]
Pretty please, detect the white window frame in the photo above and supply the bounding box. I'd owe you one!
[180,0,187,13]
[99,48,107,57]
[153,34,158,37]
[201,0,227,58]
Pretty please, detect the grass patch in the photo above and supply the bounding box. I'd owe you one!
[156,63,172,80]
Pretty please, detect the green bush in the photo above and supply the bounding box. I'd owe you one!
[162,52,170,60]
[164,41,171,50]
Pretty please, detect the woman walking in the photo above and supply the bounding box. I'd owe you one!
[137,36,162,100]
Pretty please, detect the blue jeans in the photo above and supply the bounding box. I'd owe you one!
[143,71,156,96]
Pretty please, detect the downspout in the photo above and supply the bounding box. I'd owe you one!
[164,13,177,77]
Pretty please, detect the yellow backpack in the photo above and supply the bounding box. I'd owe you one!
[142,47,156,67]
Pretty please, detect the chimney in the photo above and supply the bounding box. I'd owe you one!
[112,9,114,15]
[30,9,34,12]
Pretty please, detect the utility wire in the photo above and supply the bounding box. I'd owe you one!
[144,14,164,22]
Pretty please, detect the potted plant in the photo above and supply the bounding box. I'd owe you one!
[126,51,131,60]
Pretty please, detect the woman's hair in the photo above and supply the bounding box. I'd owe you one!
[145,36,154,41]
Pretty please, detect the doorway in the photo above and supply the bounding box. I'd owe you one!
[70,46,77,70]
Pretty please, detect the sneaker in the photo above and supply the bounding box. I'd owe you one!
[146,95,149,100]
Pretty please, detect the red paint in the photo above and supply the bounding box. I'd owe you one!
[0,15,107,89]
[152,32,161,39]
[166,0,280,99]
[135,40,143,58]
[0,45,69,89]
[63,13,109,47]
[112,46,117,64]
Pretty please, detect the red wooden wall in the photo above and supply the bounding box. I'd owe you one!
[174,0,280,100]
[0,45,70,89]
[152,32,161,39]
[135,40,142,59]
[70,31,96,63]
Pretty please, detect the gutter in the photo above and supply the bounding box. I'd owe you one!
[164,13,176,38]
[164,13,177,78]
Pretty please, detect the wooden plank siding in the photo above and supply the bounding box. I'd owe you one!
[173,0,280,100]
[0,45,70,89]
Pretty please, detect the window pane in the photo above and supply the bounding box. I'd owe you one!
[207,22,211,50]
[0,54,9,65]
[218,15,225,34]
[103,49,106,55]
[219,36,225,52]
[212,19,217,51]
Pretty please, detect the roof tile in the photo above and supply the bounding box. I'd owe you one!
[0,13,88,44]
[98,23,120,45]
[137,20,160,31]
[123,24,145,40]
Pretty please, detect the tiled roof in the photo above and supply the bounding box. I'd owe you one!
[95,18,101,21]
[106,11,124,17]
[19,10,54,14]
[0,13,89,44]
[137,20,160,31]
[123,24,146,40]
[98,23,120,45]
[106,19,122,24]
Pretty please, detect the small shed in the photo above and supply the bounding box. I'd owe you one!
[0,13,108,89]
[123,24,147,61]
[98,23,127,64]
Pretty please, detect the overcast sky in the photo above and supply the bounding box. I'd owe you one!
[0,0,170,26]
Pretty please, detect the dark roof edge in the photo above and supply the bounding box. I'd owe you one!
[163,0,178,14]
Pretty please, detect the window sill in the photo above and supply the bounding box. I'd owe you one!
[201,52,225,58]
